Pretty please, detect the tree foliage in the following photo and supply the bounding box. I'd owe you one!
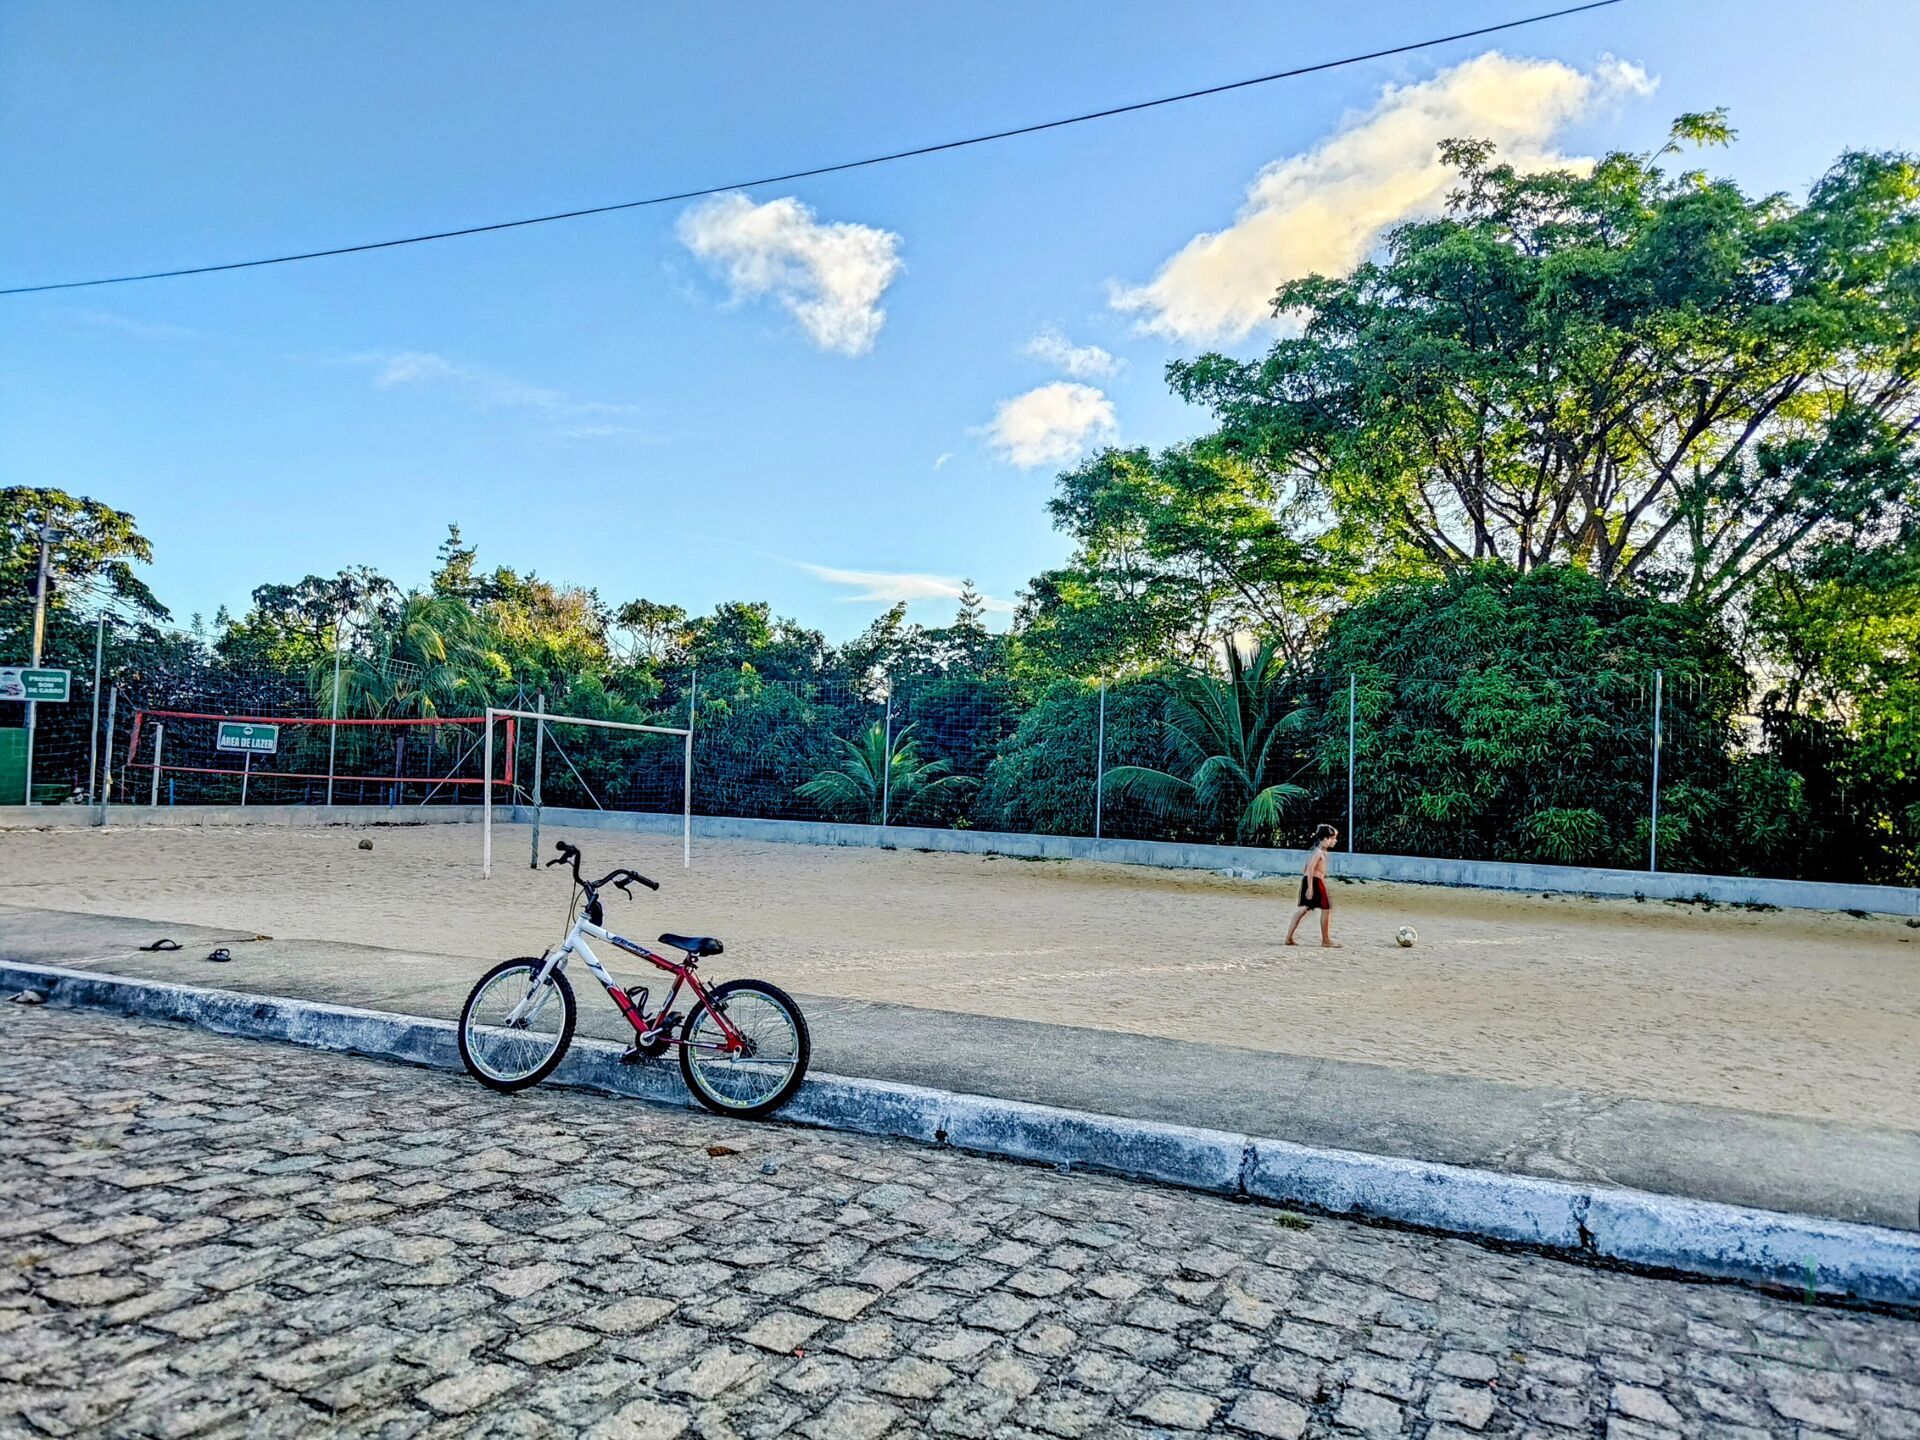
[1168,134,1920,610]
[1102,640,1309,846]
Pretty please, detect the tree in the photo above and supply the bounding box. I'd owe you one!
[1168,124,1920,612]
[218,567,397,670]
[314,593,501,719]
[978,675,1172,836]
[1101,640,1309,845]
[797,722,975,825]
[0,487,167,643]
[430,523,484,601]
[1018,445,1349,679]
[482,567,611,696]
[614,598,693,664]
[1298,565,1754,869]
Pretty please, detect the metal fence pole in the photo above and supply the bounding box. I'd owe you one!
[683,671,696,868]
[880,685,894,829]
[1346,674,1357,853]
[86,613,105,803]
[149,723,164,807]
[528,693,546,869]
[482,709,495,877]
[1093,678,1107,840]
[98,686,117,826]
[325,622,344,806]
[1649,668,1664,872]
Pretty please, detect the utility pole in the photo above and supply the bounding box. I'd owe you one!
[23,517,53,805]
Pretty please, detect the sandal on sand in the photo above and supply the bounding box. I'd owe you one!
[138,939,181,952]
[205,948,232,964]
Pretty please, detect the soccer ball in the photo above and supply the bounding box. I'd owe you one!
[1395,926,1418,948]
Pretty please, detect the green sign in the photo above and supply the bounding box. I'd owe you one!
[0,667,69,702]
[216,721,280,755]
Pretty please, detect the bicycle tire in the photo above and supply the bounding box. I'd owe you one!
[679,978,810,1119]
[458,957,577,1093]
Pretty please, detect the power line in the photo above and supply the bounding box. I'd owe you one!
[3,1,1621,297]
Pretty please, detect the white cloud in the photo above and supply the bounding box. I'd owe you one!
[353,350,637,419]
[799,563,1015,613]
[933,452,954,470]
[979,382,1117,469]
[1023,325,1124,380]
[678,193,903,356]
[1112,51,1657,344]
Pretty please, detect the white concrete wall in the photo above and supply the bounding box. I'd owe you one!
[5,800,1913,916]
[516,805,1920,917]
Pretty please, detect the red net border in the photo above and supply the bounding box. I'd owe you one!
[123,710,516,790]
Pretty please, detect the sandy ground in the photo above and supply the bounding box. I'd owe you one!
[1,820,1915,1129]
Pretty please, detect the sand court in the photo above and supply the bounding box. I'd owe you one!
[1,820,1915,1131]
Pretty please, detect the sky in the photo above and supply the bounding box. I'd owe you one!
[4,1,1919,642]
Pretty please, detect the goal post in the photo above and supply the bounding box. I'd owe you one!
[482,706,693,877]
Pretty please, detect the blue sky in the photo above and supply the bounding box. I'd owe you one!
[5,1,1918,640]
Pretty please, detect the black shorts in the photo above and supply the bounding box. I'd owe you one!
[1299,876,1330,910]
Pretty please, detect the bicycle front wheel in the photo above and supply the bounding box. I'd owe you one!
[679,979,810,1118]
[458,957,577,1093]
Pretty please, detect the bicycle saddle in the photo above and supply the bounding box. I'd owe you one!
[659,933,724,958]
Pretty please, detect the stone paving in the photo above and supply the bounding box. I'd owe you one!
[2,1008,1917,1439]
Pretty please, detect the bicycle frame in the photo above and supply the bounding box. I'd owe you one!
[512,913,746,1055]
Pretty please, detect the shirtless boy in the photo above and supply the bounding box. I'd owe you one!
[1284,822,1340,948]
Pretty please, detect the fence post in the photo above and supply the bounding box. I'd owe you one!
[1346,674,1357,853]
[528,693,546,869]
[880,685,894,829]
[149,723,164,807]
[1093,678,1107,840]
[326,621,344,806]
[86,613,105,803]
[97,685,118,826]
[683,671,696,868]
[1649,668,1664,872]
[482,709,495,877]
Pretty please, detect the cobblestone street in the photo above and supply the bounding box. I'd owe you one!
[2,1008,1916,1439]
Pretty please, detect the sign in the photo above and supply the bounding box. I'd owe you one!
[0,667,70,702]
[216,722,280,755]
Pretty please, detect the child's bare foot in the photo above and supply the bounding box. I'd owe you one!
[1321,941,1342,948]
[1284,937,1298,946]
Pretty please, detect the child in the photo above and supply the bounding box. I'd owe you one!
[1285,823,1340,948]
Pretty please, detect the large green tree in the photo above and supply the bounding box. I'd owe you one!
[1168,120,1920,611]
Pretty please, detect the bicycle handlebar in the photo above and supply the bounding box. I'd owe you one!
[545,841,659,896]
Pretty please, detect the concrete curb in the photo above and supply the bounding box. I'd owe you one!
[8,961,1916,1309]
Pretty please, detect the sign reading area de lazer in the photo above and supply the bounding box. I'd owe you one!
[216,722,280,755]
[0,667,70,703]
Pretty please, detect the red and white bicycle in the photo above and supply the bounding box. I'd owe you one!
[457,841,809,1118]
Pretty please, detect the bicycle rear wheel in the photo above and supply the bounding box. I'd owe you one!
[679,979,810,1118]
[458,957,576,1093]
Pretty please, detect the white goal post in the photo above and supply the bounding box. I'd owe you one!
[481,706,693,877]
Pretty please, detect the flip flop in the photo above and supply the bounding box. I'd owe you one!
[205,948,232,963]
[138,939,182,953]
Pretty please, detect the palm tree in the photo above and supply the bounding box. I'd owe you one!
[1102,639,1307,844]
[798,722,976,825]
[310,593,499,719]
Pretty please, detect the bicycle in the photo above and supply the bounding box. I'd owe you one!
[456,841,810,1118]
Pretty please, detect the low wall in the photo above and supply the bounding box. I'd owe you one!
[516,805,1920,918]
[4,800,1913,916]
